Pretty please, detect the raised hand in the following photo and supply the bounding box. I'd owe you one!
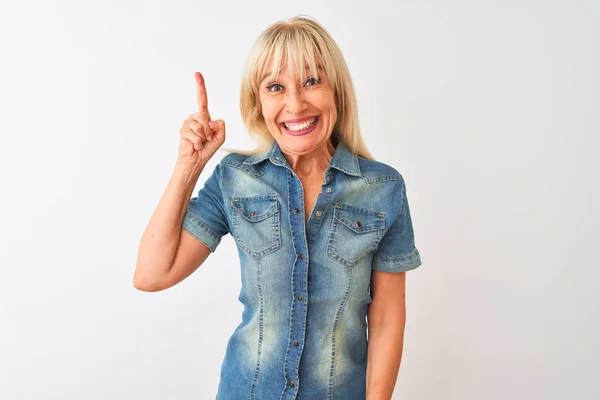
[178,72,226,168]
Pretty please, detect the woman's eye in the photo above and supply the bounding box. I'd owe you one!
[266,83,283,92]
[266,77,320,92]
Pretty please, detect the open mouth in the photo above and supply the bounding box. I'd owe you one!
[281,116,320,135]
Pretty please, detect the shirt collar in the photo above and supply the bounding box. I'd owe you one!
[243,139,362,177]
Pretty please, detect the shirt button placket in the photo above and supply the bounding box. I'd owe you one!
[285,168,307,397]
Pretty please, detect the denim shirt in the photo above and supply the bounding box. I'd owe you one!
[182,139,422,399]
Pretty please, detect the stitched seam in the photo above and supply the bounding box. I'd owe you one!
[232,195,278,222]
[365,175,401,184]
[328,267,352,399]
[327,204,385,267]
[249,257,264,399]
[291,172,309,397]
[232,198,282,260]
[281,171,292,396]
[222,160,269,177]
[375,247,420,263]
[183,211,220,246]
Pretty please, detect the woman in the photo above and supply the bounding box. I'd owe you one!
[134,15,422,400]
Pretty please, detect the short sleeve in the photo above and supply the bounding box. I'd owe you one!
[372,180,422,272]
[181,162,229,252]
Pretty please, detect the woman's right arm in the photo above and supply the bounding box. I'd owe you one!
[133,72,226,292]
[133,161,210,292]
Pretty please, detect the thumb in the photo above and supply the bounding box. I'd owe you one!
[208,120,225,133]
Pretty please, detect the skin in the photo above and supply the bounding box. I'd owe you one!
[366,271,407,400]
[258,61,337,177]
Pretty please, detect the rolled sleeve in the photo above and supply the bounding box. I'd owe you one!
[182,162,229,252]
[373,180,422,273]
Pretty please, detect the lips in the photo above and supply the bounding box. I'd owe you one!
[279,115,319,131]
[281,116,320,136]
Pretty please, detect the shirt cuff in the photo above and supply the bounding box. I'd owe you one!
[372,247,422,273]
[181,210,222,252]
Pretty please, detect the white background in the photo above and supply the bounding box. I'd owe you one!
[1,0,598,399]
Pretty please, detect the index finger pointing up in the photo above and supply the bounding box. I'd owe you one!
[194,72,208,111]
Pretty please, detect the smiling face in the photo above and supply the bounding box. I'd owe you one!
[258,59,338,157]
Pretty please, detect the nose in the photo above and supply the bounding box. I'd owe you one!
[284,89,308,116]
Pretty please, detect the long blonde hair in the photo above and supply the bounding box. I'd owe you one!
[221,15,374,160]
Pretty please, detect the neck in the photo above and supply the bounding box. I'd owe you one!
[282,139,336,178]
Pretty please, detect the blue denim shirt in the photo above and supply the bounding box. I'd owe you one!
[182,139,422,399]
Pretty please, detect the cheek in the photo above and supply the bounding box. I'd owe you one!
[325,99,337,119]
[259,99,278,122]
[320,93,337,113]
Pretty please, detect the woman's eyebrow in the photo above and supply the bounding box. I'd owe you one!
[260,64,324,83]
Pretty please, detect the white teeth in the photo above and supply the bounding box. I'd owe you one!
[284,117,317,132]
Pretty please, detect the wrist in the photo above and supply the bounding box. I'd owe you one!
[173,160,205,189]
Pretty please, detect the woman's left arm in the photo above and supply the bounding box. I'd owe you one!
[366,270,407,400]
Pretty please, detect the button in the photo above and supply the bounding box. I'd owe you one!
[300,254,305,260]
[297,295,304,301]
[249,211,256,217]
[315,210,322,217]
[356,221,362,228]
[288,381,296,387]
[273,156,280,162]
[326,188,332,193]
[293,208,300,214]
[293,340,300,347]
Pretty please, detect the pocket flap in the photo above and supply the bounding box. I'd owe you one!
[333,203,385,233]
[232,194,278,222]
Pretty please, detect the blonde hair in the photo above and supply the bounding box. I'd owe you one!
[221,15,374,160]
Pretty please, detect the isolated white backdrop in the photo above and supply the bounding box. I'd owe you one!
[0,0,598,399]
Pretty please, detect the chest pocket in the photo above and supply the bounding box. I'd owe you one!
[232,193,282,260]
[327,203,386,267]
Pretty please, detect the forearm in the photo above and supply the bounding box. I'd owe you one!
[134,161,204,288]
[366,314,406,399]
